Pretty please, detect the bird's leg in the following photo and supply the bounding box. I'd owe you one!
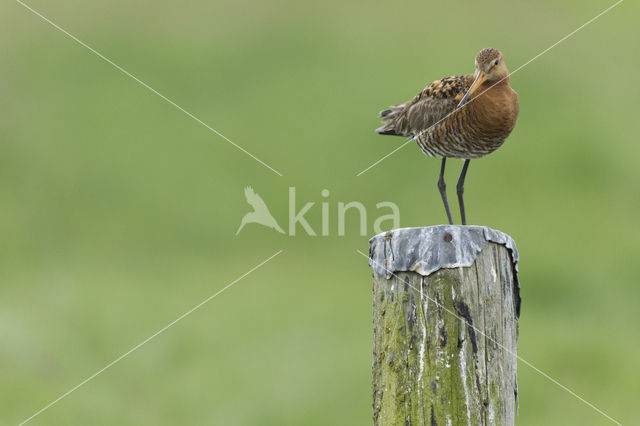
[437,157,454,225]
[456,159,471,225]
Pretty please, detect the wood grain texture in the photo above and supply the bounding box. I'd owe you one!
[371,242,518,426]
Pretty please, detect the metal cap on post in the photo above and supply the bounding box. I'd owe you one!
[369,225,520,426]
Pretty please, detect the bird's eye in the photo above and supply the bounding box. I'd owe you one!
[494,60,499,66]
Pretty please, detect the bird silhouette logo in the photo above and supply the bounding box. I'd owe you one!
[236,186,285,235]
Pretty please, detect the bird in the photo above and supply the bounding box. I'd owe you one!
[236,186,285,235]
[376,48,519,225]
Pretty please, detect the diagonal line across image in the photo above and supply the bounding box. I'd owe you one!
[15,0,284,177]
[18,250,284,425]
[358,250,622,425]
[356,0,624,177]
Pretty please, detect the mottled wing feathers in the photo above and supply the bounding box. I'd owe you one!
[377,74,474,137]
[417,75,474,100]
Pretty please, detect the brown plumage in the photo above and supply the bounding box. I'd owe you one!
[376,48,519,224]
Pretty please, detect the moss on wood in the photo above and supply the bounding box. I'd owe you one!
[372,243,518,426]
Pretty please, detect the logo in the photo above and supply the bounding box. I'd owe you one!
[236,186,286,235]
[237,187,400,236]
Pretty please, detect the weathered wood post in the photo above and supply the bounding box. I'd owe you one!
[368,225,521,426]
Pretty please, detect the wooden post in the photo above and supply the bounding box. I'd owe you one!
[369,225,521,426]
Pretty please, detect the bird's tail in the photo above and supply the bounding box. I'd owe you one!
[375,103,408,136]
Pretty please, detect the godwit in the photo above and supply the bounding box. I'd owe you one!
[376,48,519,225]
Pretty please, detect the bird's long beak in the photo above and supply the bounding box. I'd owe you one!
[457,70,488,108]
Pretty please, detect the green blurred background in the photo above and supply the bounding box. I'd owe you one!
[2,0,639,424]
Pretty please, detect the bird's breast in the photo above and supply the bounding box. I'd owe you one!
[415,83,519,159]
[472,85,519,138]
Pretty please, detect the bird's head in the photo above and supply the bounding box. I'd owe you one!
[457,48,509,107]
